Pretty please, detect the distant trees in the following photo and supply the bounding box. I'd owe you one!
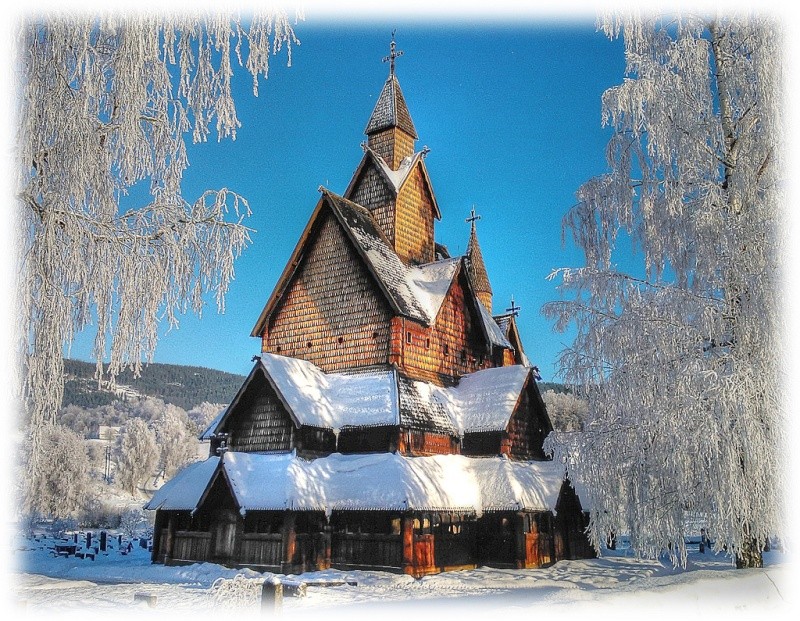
[545,14,784,568]
[16,11,299,517]
[542,390,587,432]
[188,402,226,435]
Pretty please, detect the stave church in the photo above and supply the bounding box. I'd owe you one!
[146,39,594,578]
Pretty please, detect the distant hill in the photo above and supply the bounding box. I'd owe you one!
[538,381,569,395]
[63,359,246,410]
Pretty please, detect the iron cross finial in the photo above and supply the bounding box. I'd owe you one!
[382,30,404,75]
[466,206,481,228]
[507,296,521,317]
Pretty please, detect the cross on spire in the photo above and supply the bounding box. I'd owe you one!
[466,206,481,229]
[506,296,521,317]
[382,30,404,75]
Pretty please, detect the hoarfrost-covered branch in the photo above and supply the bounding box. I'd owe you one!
[545,13,785,568]
[14,10,300,514]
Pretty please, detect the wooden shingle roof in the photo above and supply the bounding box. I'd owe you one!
[466,224,492,297]
[364,73,418,138]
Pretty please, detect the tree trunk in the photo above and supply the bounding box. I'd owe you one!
[735,537,763,569]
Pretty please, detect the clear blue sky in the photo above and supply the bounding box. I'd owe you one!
[68,15,630,382]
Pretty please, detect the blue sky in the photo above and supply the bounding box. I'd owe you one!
[67,15,630,381]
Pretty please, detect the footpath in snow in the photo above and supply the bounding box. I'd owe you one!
[8,531,796,620]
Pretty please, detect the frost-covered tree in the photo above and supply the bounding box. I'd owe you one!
[542,390,588,432]
[115,418,158,496]
[155,408,198,478]
[544,14,785,568]
[22,424,92,519]
[187,401,226,435]
[15,11,299,514]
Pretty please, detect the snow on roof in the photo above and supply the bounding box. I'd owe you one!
[144,457,220,511]
[477,299,513,349]
[324,191,459,326]
[258,355,531,435]
[434,364,532,433]
[371,150,421,192]
[406,258,461,323]
[153,452,567,516]
[259,353,398,429]
[199,354,531,437]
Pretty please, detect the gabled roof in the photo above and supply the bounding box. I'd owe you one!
[147,451,572,516]
[428,364,532,433]
[477,299,513,350]
[364,73,418,139]
[343,146,442,220]
[251,189,458,336]
[203,354,535,438]
[493,312,532,368]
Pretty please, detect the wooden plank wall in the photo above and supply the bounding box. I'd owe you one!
[265,213,393,373]
[507,382,549,460]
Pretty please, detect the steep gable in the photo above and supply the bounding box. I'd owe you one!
[213,366,297,453]
[344,147,441,262]
[262,205,394,373]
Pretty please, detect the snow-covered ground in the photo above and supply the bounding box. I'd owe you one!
[7,531,796,620]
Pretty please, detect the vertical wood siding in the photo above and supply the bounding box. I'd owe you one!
[265,213,393,372]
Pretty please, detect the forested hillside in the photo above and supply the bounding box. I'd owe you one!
[63,359,246,410]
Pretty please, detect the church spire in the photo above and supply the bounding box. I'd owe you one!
[466,207,493,313]
[365,33,418,169]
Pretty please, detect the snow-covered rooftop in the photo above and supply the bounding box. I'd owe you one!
[204,354,536,438]
[259,354,398,429]
[146,452,568,516]
[430,364,531,433]
[145,457,220,511]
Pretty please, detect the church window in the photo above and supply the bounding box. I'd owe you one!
[406,331,412,344]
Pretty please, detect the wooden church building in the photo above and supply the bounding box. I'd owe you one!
[146,40,593,578]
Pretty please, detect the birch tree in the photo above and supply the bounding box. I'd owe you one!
[155,408,197,478]
[115,418,158,496]
[22,424,92,519]
[544,14,785,568]
[15,12,299,513]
